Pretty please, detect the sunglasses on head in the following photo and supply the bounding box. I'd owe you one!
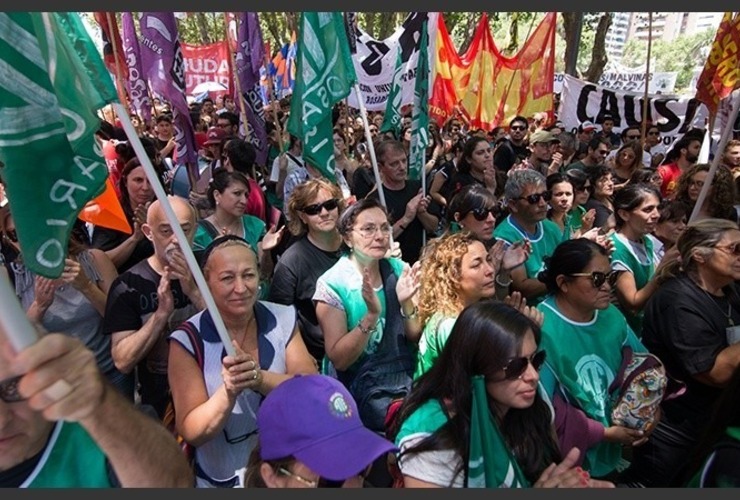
[467,206,500,221]
[516,191,552,204]
[569,270,618,288]
[0,376,24,403]
[300,198,339,216]
[502,350,547,380]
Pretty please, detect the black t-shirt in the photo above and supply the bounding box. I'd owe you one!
[642,274,740,427]
[368,180,426,264]
[493,139,529,172]
[103,259,196,417]
[154,137,174,159]
[352,166,376,200]
[446,170,486,202]
[267,235,342,361]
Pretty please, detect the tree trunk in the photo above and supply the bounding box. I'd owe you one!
[195,12,211,45]
[377,12,397,39]
[562,12,581,77]
[505,12,519,55]
[458,12,480,55]
[262,12,285,51]
[285,12,298,38]
[583,13,612,83]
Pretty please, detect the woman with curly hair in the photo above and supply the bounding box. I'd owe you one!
[673,163,737,223]
[414,231,496,378]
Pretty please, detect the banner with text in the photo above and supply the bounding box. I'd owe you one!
[559,74,708,147]
[553,71,678,94]
[181,41,231,96]
[346,12,436,111]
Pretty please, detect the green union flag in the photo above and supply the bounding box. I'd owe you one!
[287,12,357,182]
[467,375,530,488]
[380,45,404,139]
[0,12,117,278]
[408,15,430,181]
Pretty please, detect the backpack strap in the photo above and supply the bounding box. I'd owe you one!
[178,320,205,369]
[197,219,220,240]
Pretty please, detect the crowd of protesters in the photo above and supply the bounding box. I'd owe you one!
[2,90,740,489]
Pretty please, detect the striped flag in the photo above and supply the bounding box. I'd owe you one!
[695,12,740,116]
[0,12,118,278]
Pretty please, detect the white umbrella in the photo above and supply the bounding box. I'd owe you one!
[191,81,228,95]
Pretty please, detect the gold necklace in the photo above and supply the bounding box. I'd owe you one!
[212,214,241,236]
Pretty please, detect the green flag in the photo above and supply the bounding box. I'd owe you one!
[380,45,404,139]
[287,12,357,182]
[0,12,117,278]
[408,15,430,181]
[467,375,530,488]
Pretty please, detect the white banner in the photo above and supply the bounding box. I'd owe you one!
[347,12,437,111]
[554,71,678,95]
[558,74,708,148]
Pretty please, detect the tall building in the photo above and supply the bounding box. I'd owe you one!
[628,12,723,43]
[605,12,631,60]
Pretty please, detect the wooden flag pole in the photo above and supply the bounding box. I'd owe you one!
[262,43,286,154]
[105,13,129,119]
[640,13,653,149]
[113,102,236,356]
[224,12,251,142]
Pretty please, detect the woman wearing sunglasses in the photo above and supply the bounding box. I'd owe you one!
[268,179,346,365]
[389,300,614,488]
[609,183,674,336]
[167,235,317,488]
[314,198,421,438]
[536,238,651,480]
[620,218,740,487]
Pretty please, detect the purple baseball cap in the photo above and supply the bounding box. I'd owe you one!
[257,374,399,481]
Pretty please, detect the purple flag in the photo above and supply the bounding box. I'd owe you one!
[138,12,199,177]
[235,12,269,167]
[121,12,151,125]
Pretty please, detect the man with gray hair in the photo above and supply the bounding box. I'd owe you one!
[493,170,562,304]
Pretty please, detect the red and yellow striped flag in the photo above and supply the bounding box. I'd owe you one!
[695,12,740,116]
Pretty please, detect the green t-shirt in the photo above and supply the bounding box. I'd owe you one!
[192,214,266,255]
[536,295,646,478]
[414,312,457,379]
[609,232,656,336]
[493,215,563,305]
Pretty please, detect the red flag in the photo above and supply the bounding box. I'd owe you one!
[695,12,740,116]
[93,12,128,80]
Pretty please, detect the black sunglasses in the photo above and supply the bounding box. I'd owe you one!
[569,270,618,288]
[300,198,339,216]
[510,125,527,131]
[516,191,552,204]
[467,206,501,221]
[503,350,547,380]
[223,426,258,444]
[0,376,24,403]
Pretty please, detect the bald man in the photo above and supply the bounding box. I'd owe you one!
[102,196,205,418]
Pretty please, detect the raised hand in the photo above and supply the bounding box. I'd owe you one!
[361,267,382,316]
[501,240,531,271]
[396,261,421,304]
[534,447,614,488]
[33,275,58,310]
[261,224,286,251]
[221,340,262,400]
[60,257,94,292]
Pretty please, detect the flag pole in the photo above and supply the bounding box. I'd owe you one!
[353,83,387,209]
[689,89,740,224]
[0,272,40,352]
[640,13,653,148]
[224,12,251,142]
[105,12,130,118]
[113,102,236,356]
[263,45,286,154]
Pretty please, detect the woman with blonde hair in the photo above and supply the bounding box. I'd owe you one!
[268,178,346,363]
[608,141,644,190]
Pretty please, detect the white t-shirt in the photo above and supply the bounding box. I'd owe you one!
[269,152,304,182]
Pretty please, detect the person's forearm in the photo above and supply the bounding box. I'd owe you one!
[105,236,139,269]
[327,312,379,371]
[111,312,171,374]
[81,382,194,487]
[417,212,439,233]
[78,282,108,316]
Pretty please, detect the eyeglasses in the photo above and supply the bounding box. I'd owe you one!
[568,270,619,288]
[577,184,591,192]
[277,464,371,488]
[510,125,527,131]
[300,198,339,216]
[223,426,258,444]
[715,242,740,256]
[0,376,24,403]
[502,350,547,380]
[515,191,552,204]
[467,206,501,221]
[354,223,392,239]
